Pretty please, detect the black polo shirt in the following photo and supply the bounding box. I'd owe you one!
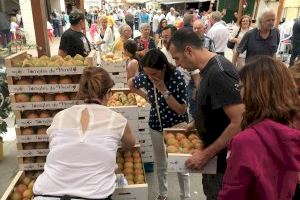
[195,55,241,173]
[59,28,91,57]
[237,27,280,63]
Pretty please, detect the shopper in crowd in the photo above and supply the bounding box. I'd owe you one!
[237,8,280,63]
[128,49,190,200]
[193,19,215,52]
[106,12,115,28]
[169,30,244,200]
[61,11,70,32]
[232,11,238,24]
[96,16,114,52]
[51,10,61,37]
[139,8,149,25]
[125,11,135,35]
[111,24,132,53]
[229,15,252,70]
[152,10,165,34]
[10,16,18,40]
[166,7,176,25]
[134,23,156,57]
[124,40,142,80]
[155,18,168,46]
[207,11,229,56]
[47,21,54,43]
[182,13,194,31]
[16,10,22,27]
[86,10,93,28]
[290,17,300,67]
[218,56,300,200]
[289,62,300,200]
[59,10,91,57]
[0,12,11,48]
[89,21,99,43]
[175,12,184,29]
[33,67,136,200]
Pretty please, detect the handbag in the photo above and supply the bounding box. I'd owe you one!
[227,28,241,49]
[153,87,186,132]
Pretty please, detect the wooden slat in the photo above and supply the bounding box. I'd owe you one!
[0,171,24,200]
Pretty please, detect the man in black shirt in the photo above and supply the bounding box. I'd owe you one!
[169,30,244,200]
[59,10,91,58]
[290,17,300,67]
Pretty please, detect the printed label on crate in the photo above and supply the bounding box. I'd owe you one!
[16,118,53,127]
[111,106,138,120]
[17,135,49,143]
[19,163,45,170]
[101,61,126,73]
[17,149,49,157]
[12,100,84,110]
[7,66,86,76]
[110,72,127,83]
[9,84,79,93]
[167,154,217,174]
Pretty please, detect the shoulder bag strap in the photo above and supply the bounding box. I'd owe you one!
[153,87,163,132]
[235,28,242,38]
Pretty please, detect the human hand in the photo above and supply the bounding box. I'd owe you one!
[185,149,212,170]
[150,76,167,93]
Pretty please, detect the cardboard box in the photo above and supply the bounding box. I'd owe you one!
[140,145,153,152]
[167,154,217,174]
[137,104,151,117]
[112,184,148,200]
[163,128,217,174]
[113,83,126,89]
[1,171,24,200]
[138,118,149,129]
[101,60,127,73]
[141,155,154,163]
[109,72,127,84]
[111,106,138,121]
[8,84,79,93]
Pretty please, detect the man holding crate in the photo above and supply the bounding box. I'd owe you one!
[168,29,244,200]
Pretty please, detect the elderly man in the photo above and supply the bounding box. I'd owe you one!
[207,11,229,56]
[193,20,215,52]
[237,8,280,63]
[182,13,194,30]
[111,24,132,53]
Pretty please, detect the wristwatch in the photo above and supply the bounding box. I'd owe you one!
[162,90,171,99]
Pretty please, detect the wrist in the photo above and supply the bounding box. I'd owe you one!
[162,90,171,99]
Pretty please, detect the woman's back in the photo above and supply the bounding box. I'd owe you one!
[33,104,127,199]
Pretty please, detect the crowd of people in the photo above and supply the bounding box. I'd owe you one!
[7,5,298,200]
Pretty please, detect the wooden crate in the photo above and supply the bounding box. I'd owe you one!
[163,128,217,174]
[1,171,24,200]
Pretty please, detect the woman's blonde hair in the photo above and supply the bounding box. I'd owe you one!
[99,16,108,23]
[11,16,17,23]
[76,67,114,101]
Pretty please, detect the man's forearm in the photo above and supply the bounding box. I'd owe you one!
[204,121,241,158]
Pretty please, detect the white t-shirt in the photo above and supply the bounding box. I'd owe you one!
[166,12,176,25]
[33,104,127,199]
[207,21,229,53]
[10,22,18,32]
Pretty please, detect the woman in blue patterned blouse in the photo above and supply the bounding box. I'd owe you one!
[128,49,190,200]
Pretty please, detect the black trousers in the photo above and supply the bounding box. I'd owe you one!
[289,47,300,67]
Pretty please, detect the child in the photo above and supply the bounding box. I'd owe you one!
[10,16,18,40]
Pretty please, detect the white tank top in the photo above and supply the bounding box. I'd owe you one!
[33,104,127,199]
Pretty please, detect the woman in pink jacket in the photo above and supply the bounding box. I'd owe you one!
[218,56,300,200]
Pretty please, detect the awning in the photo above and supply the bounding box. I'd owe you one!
[158,0,210,4]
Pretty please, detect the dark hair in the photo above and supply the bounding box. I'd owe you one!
[77,67,114,101]
[158,18,167,30]
[162,24,177,35]
[239,56,300,129]
[124,40,142,72]
[69,9,85,25]
[168,29,203,52]
[141,49,174,81]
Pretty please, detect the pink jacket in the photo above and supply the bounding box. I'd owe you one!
[218,119,300,200]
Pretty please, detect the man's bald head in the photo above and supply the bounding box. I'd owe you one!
[193,20,205,37]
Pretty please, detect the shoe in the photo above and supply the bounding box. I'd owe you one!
[156,195,167,200]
